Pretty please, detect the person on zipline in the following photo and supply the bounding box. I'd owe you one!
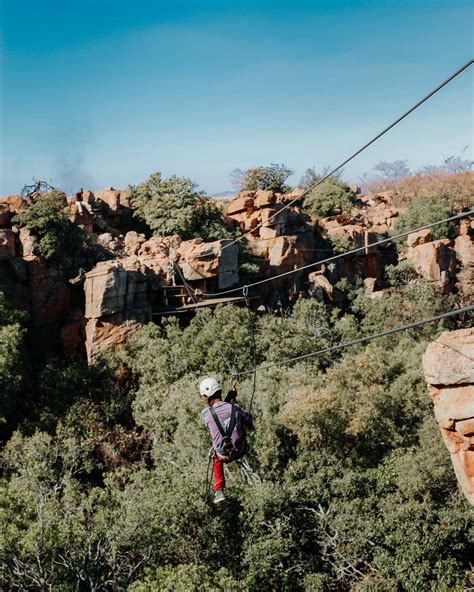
[200,377,253,504]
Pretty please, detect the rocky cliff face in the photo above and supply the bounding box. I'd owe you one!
[404,220,474,296]
[0,186,471,363]
[423,328,474,506]
[83,236,238,361]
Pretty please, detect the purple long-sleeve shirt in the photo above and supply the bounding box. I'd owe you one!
[201,401,252,452]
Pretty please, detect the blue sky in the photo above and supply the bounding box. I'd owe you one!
[0,0,472,195]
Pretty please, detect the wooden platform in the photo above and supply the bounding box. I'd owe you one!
[153,293,259,316]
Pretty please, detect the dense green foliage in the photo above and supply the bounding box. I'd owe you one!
[13,191,89,261]
[129,172,231,241]
[302,177,354,217]
[0,293,27,428]
[1,271,471,590]
[231,163,294,193]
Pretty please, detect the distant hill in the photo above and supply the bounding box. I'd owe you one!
[210,190,235,199]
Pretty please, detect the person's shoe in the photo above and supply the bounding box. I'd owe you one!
[213,489,225,504]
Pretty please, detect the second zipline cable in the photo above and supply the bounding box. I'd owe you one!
[235,304,474,376]
[201,209,474,297]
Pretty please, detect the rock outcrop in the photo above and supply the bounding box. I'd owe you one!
[95,187,131,210]
[84,259,155,362]
[454,220,474,302]
[422,328,474,505]
[406,238,457,292]
[83,237,239,361]
[0,229,16,260]
[0,195,25,227]
[225,190,315,280]
[405,219,473,296]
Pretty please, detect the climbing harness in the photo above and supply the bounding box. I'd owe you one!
[209,402,239,462]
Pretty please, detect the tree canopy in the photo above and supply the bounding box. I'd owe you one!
[392,192,454,250]
[1,273,471,590]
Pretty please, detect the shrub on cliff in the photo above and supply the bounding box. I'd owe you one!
[391,192,453,250]
[302,176,353,217]
[230,163,294,193]
[129,172,230,241]
[13,191,88,261]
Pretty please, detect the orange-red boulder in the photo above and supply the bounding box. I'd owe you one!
[423,328,474,506]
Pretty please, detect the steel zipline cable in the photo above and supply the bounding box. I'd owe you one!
[200,210,474,297]
[213,58,473,254]
[242,285,258,413]
[173,261,235,376]
[234,305,474,377]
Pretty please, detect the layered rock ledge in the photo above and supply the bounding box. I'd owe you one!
[422,328,474,505]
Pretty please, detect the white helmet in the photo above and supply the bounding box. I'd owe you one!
[199,377,221,399]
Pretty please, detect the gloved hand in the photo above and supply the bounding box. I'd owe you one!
[225,388,237,403]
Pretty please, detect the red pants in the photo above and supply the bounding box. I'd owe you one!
[212,443,248,491]
[213,456,225,491]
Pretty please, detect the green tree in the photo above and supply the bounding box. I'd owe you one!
[129,172,230,241]
[1,269,472,590]
[373,159,411,181]
[231,163,294,193]
[0,324,25,427]
[299,165,343,190]
[13,191,88,261]
[349,277,456,337]
[129,564,244,592]
[256,299,336,367]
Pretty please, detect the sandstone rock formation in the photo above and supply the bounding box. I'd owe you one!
[84,259,154,362]
[83,237,239,361]
[60,309,87,359]
[224,190,315,281]
[25,258,71,327]
[405,219,473,296]
[422,328,474,505]
[307,271,344,303]
[178,238,238,289]
[95,187,131,210]
[454,220,474,302]
[0,195,25,227]
[406,239,457,292]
